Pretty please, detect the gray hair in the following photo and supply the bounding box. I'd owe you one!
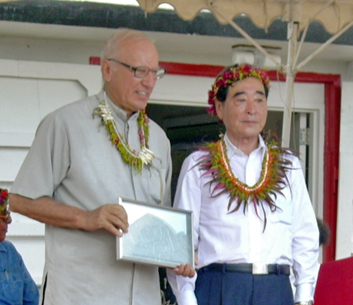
[100,28,149,62]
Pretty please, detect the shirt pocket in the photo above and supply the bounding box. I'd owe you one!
[0,272,24,305]
[271,199,293,225]
[142,164,164,205]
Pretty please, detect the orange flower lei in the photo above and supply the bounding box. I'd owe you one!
[217,138,271,198]
[199,133,291,230]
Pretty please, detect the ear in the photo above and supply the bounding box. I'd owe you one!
[215,100,223,121]
[101,59,112,83]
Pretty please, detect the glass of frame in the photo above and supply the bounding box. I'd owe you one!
[116,197,194,269]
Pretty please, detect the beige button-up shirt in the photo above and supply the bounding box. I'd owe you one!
[12,91,172,305]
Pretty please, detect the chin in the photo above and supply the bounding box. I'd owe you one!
[136,104,148,111]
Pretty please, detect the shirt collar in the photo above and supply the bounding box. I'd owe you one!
[103,90,139,122]
[0,241,7,252]
[224,132,266,158]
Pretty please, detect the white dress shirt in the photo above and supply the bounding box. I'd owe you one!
[167,133,319,305]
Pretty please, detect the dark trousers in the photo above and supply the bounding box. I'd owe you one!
[195,267,294,305]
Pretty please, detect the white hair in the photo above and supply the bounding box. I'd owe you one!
[100,28,150,62]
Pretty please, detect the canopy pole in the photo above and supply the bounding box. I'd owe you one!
[282,21,298,147]
[295,19,353,72]
[293,0,334,70]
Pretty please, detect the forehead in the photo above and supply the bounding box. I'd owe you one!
[229,77,266,94]
[117,38,159,64]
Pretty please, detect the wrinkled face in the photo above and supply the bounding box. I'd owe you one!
[0,213,11,243]
[102,38,160,117]
[215,77,267,144]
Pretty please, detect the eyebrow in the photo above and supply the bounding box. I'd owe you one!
[234,90,266,97]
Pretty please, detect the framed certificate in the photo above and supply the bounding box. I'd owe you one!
[116,197,194,269]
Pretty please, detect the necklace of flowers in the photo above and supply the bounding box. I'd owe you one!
[93,96,156,172]
[199,133,290,230]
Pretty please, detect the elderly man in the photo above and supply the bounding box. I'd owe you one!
[167,64,319,305]
[10,28,193,305]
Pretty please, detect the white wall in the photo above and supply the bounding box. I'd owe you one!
[0,21,350,76]
[336,82,353,259]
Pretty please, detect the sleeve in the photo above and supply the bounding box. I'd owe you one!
[290,156,320,302]
[11,111,70,199]
[167,152,203,305]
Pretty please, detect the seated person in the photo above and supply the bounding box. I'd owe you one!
[0,188,39,305]
[316,217,330,247]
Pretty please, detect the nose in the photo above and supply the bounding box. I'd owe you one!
[246,100,256,115]
[142,71,157,87]
[7,215,12,224]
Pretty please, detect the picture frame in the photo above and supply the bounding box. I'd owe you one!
[116,197,194,269]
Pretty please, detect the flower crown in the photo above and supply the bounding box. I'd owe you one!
[207,64,271,117]
[0,188,9,214]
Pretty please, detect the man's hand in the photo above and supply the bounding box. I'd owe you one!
[81,204,129,237]
[170,263,195,278]
[9,194,129,236]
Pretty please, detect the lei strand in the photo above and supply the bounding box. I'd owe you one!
[93,99,156,172]
[218,138,271,195]
[199,134,291,230]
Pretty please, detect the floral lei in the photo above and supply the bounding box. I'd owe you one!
[0,188,9,215]
[199,131,292,230]
[207,64,270,117]
[93,97,156,172]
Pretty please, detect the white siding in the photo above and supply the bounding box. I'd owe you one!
[336,82,353,259]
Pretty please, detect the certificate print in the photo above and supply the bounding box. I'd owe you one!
[117,197,194,268]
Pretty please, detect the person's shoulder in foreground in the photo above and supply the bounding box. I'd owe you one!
[0,188,39,305]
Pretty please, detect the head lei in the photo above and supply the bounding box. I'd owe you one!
[207,64,271,117]
[0,188,9,216]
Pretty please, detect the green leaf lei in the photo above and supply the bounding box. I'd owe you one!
[93,99,156,172]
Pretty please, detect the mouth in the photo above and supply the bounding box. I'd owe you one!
[136,91,147,96]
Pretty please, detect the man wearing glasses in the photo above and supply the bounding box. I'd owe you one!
[10,28,194,305]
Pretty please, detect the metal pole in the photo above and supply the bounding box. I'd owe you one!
[281,21,298,147]
[295,19,353,72]
[292,0,334,70]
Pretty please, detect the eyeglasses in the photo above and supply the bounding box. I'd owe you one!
[108,59,166,80]
[0,211,10,222]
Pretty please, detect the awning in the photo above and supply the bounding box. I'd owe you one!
[137,0,353,146]
[137,0,353,34]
